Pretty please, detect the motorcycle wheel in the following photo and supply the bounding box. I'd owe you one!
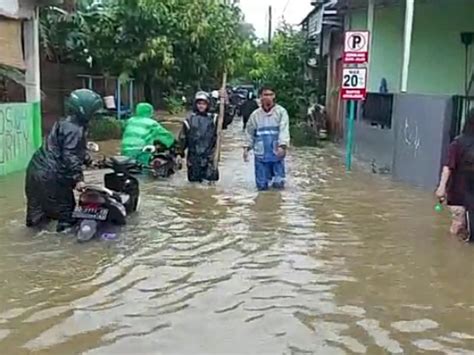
[77,220,98,243]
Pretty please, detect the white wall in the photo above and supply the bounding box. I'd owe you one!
[0,0,35,19]
[0,0,20,17]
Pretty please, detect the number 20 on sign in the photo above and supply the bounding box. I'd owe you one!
[341,68,367,101]
[341,67,367,172]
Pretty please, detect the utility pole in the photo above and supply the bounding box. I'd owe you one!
[267,5,272,46]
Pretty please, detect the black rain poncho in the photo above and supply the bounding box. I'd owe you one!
[178,111,219,182]
[25,116,87,228]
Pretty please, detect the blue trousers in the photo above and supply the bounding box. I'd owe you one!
[254,159,285,191]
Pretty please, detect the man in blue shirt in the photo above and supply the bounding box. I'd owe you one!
[243,85,290,191]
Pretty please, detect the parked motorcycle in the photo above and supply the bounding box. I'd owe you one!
[141,144,182,178]
[73,150,140,243]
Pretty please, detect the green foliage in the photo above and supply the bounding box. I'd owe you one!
[0,64,26,87]
[247,25,316,122]
[40,0,249,92]
[163,95,185,115]
[88,116,123,141]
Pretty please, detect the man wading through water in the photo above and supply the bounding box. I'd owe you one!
[436,109,474,241]
[243,85,290,191]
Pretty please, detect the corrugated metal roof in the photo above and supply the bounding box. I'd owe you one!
[302,0,343,40]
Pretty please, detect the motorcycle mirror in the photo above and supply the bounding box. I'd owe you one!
[87,142,100,152]
[142,145,156,153]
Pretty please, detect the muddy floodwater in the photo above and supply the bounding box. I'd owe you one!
[0,119,473,354]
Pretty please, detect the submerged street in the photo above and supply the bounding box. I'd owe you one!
[0,120,473,354]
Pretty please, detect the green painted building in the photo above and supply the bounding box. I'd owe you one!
[348,0,474,95]
[0,0,45,176]
[303,0,474,189]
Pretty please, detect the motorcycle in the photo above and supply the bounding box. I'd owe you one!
[73,148,140,242]
[141,144,182,178]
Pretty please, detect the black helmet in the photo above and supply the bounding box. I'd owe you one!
[66,89,103,123]
[194,91,210,104]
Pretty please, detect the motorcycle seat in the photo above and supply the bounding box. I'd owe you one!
[106,156,139,171]
[110,155,136,166]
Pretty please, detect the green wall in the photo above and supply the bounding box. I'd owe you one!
[0,102,42,176]
[349,0,474,95]
[409,0,474,95]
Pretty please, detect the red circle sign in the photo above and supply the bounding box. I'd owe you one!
[346,34,367,52]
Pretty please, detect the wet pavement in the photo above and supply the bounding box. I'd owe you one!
[0,119,473,354]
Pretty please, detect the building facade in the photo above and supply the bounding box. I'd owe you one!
[304,0,474,189]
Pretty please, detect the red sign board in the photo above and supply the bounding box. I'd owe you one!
[343,31,370,64]
[341,68,367,101]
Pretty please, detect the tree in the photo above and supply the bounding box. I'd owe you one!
[39,0,251,102]
[244,25,316,121]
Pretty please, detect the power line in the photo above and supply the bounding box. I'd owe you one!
[282,0,291,14]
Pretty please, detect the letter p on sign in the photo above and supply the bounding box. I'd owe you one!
[343,31,370,64]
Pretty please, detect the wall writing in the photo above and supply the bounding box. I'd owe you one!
[0,103,35,175]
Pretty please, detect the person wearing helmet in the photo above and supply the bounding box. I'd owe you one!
[209,90,220,115]
[209,89,233,130]
[121,102,176,166]
[25,89,103,232]
[240,91,259,130]
[178,91,219,183]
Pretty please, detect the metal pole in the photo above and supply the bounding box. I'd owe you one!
[117,81,121,119]
[268,6,272,46]
[129,80,134,113]
[401,0,415,92]
[367,0,375,73]
[24,8,41,103]
[345,100,356,171]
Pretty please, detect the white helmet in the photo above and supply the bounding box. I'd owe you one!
[211,90,219,99]
[194,91,210,103]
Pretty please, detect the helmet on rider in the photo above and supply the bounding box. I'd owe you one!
[135,102,154,118]
[195,91,210,103]
[211,90,219,100]
[65,89,103,125]
[194,91,210,113]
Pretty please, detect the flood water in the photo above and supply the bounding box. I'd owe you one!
[0,118,473,354]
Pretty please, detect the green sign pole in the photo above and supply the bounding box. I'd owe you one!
[345,100,356,171]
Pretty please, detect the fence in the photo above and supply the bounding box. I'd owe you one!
[0,102,42,176]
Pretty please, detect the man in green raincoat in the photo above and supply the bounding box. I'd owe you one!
[121,102,176,166]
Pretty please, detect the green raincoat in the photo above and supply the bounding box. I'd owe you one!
[121,103,176,166]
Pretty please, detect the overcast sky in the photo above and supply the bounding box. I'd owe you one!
[238,0,313,38]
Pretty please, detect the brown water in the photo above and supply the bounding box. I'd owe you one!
[0,119,473,354]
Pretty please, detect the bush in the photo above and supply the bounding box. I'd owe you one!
[88,116,123,141]
[164,95,185,115]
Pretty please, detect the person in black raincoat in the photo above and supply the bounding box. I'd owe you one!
[178,91,219,183]
[209,90,233,130]
[25,89,103,232]
[240,91,259,130]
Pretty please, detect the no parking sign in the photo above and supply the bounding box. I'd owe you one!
[343,31,370,64]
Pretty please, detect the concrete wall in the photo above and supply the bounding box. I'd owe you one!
[350,93,453,190]
[353,119,394,171]
[349,0,474,95]
[391,94,452,188]
[0,102,41,176]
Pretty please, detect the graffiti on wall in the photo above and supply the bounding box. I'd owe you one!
[403,116,421,158]
[0,104,31,168]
